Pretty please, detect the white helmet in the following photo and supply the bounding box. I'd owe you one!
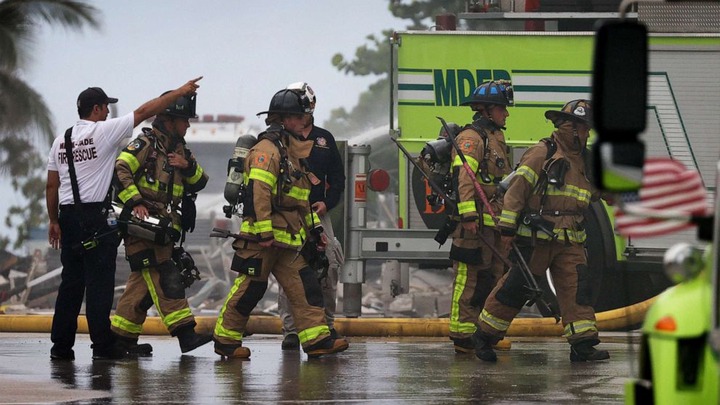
[286,82,316,114]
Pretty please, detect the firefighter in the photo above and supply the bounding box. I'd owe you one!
[212,89,349,359]
[448,80,513,354]
[277,82,346,350]
[111,93,212,355]
[473,99,610,362]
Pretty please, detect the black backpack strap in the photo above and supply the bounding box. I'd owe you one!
[63,127,82,207]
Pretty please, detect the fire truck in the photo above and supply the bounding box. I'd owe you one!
[337,2,720,327]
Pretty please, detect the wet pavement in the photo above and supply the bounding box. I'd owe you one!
[0,332,639,404]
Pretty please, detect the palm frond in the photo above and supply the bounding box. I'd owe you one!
[0,69,54,144]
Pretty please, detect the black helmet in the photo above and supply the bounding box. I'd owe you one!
[257,89,313,116]
[544,99,592,127]
[162,94,197,119]
[460,80,514,107]
[286,82,316,114]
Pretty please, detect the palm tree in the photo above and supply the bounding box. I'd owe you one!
[0,0,99,146]
[0,0,98,249]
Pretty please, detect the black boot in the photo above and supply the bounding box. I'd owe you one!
[175,325,213,353]
[570,340,610,362]
[472,330,498,362]
[281,333,300,351]
[114,334,153,357]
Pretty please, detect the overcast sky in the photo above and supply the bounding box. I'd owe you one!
[3,0,411,246]
[23,0,408,133]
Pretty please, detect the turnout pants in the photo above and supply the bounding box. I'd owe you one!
[479,240,599,345]
[449,227,505,339]
[278,214,343,334]
[214,243,330,349]
[111,236,195,338]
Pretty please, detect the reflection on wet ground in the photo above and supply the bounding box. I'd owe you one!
[1,332,638,404]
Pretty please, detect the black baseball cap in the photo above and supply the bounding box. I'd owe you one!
[76,87,119,110]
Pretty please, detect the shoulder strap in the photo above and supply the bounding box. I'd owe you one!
[541,137,557,160]
[64,127,82,206]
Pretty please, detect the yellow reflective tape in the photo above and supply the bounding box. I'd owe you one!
[545,184,592,204]
[516,165,538,185]
[249,168,277,188]
[458,201,477,215]
[479,308,511,332]
[273,228,305,246]
[483,213,496,227]
[138,177,160,192]
[499,210,518,227]
[186,165,204,185]
[118,184,140,203]
[163,308,193,329]
[172,184,184,198]
[142,269,164,318]
[111,314,143,335]
[563,320,598,338]
[240,220,273,234]
[516,225,587,243]
[298,324,331,344]
[214,275,247,341]
[305,212,321,227]
[118,151,140,173]
[450,262,477,334]
[286,186,310,201]
[453,155,480,172]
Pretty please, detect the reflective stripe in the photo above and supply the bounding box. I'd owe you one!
[453,155,480,172]
[214,275,247,341]
[118,151,141,173]
[457,201,477,215]
[118,184,140,203]
[479,308,511,332]
[563,320,598,338]
[498,210,518,228]
[186,164,204,185]
[249,168,277,188]
[545,184,592,204]
[136,177,184,199]
[298,324,330,344]
[111,315,143,335]
[516,224,587,243]
[273,227,306,247]
[241,220,273,234]
[449,262,477,334]
[516,165,538,186]
[483,213,496,227]
[285,185,310,201]
[305,212,321,227]
[141,269,164,318]
[162,308,193,329]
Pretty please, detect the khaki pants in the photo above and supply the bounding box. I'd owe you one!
[214,244,330,348]
[479,240,598,345]
[278,214,343,335]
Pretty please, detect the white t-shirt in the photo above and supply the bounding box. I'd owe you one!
[47,113,134,205]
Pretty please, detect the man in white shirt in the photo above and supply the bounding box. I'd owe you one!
[46,77,201,361]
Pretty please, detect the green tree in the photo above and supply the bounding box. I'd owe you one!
[0,0,99,249]
[325,0,465,137]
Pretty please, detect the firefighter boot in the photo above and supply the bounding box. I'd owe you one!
[113,334,153,358]
[281,333,300,350]
[570,340,610,362]
[214,339,251,360]
[304,336,349,358]
[451,336,475,354]
[175,325,213,353]
[473,330,498,362]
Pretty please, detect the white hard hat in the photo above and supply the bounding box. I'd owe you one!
[286,82,316,113]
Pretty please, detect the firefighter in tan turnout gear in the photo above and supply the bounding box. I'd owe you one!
[111,93,211,355]
[448,81,513,354]
[212,89,349,359]
[473,100,610,363]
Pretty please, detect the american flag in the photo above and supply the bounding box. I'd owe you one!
[614,157,710,238]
